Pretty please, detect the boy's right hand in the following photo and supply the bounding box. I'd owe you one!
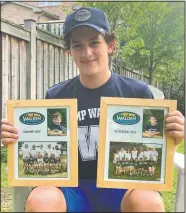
[1,118,19,146]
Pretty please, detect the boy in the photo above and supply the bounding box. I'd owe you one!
[118,147,126,161]
[133,158,139,177]
[22,143,30,165]
[150,147,159,162]
[131,147,138,160]
[143,157,149,176]
[43,152,50,174]
[48,112,67,136]
[138,158,144,176]
[143,147,151,160]
[113,150,120,164]
[115,157,122,176]
[23,156,30,175]
[120,157,126,175]
[37,154,44,175]
[138,147,144,160]
[1,6,184,212]
[149,157,156,176]
[143,116,162,138]
[129,158,135,176]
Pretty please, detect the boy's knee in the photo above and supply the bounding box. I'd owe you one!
[25,186,67,212]
[121,189,165,212]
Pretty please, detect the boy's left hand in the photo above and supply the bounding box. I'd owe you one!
[165,110,184,146]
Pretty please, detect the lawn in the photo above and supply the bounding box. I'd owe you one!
[1,141,184,212]
[162,140,184,212]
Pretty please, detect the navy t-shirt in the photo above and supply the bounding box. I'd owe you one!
[45,72,153,179]
[145,123,161,133]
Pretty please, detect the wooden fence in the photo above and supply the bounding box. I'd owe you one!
[1,18,149,118]
[1,18,78,118]
[37,20,65,37]
[20,20,65,37]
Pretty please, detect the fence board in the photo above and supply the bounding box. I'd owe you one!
[64,52,69,81]
[43,42,49,97]
[36,40,44,99]
[2,34,10,117]
[11,37,20,100]
[1,19,30,41]
[72,60,76,77]
[68,55,73,79]
[19,41,27,99]
[37,28,64,48]
[76,66,79,76]
[54,47,60,84]
[49,44,55,87]
[59,49,65,82]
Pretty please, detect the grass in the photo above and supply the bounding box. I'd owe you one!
[1,141,184,212]
[162,140,184,212]
[1,163,12,212]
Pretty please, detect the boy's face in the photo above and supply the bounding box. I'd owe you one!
[150,116,157,125]
[53,116,61,125]
[69,27,114,78]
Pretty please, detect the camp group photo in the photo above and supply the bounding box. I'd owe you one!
[109,142,162,182]
[18,141,67,178]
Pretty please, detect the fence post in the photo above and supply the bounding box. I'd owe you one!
[24,19,37,100]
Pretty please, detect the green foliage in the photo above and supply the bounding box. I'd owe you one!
[155,64,184,115]
[61,1,184,112]
[177,141,184,154]
[1,147,7,163]
[74,1,184,97]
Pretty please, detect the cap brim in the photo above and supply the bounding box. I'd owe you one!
[64,23,106,38]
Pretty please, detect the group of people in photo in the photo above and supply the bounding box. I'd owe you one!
[113,147,159,177]
[21,143,67,175]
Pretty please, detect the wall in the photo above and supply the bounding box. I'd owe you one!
[1,3,57,25]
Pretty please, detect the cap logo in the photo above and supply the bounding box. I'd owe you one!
[75,9,91,21]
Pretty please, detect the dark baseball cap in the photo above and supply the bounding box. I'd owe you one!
[63,7,110,38]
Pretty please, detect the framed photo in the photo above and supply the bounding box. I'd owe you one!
[7,99,78,187]
[97,97,177,191]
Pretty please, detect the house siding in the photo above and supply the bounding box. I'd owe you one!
[1,3,58,24]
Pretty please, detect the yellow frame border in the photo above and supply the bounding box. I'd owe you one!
[7,99,78,187]
[97,97,177,191]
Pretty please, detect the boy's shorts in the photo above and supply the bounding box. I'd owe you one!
[60,179,127,212]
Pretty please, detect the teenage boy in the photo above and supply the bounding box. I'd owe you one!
[1,7,184,212]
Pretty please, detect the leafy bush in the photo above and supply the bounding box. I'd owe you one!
[1,147,7,163]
